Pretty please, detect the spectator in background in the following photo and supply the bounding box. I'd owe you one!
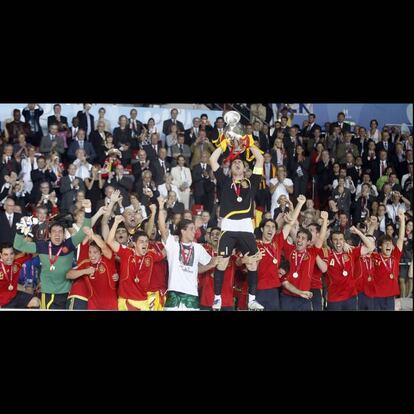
[184,117,201,146]
[330,111,351,133]
[301,113,321,140]
[113,115,132,167]
[332,177,352,215]
[0,197,23,244]
[48,104,68,127]
[269,165,294,217]
[368,119,381,143]
[6,109,31,143]
[76,104,95,139]
[150,147,170,186]
[190,130,215,168]
[39,124,65,158]
[171,155,192,209]
[67,128,96,162]
[171,134,191,166]
[335,131,359,164]
[95,107,112,132]
[162,108,184,136]
[22,104,44,147]
[289,144,310,198]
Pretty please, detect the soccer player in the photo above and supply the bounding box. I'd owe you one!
[67,228,118,310]
[107,215,164,311]
[0,244,40,309]
[322,226,375,311]
[256,194,307,310]
[372,211,406,310]
[280,211,329,311]
[209,142,265,310]
[13,199,92,309]
[158,196,218,311]
[199,227,237,311]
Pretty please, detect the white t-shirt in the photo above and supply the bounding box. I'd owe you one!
[163,234,211,296]
[386,203,406,223]
[270,177,293,216]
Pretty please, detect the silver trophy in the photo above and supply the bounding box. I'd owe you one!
[224,111,245,153]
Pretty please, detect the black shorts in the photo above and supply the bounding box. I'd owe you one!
[2,291,35,309]
[41,293,68,310]
[218,231,258,258]
[66,297,88,310]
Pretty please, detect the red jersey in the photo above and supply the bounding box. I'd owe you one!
[310,247,328,290]
[75,256,118,310]
[0,254,31,306]
[354,254,376,297]
[148,241,168,293]
[68,242,102,301]
[198,244,236,308]
[372,247,402,297]
[281,239,322,297]
[256,232,284,290]
[324,247,362,302]
[117,244,164,301]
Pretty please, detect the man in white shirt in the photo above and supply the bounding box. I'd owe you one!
[269,165,294,217]
[386,192,409,224]
[157,196,217,310]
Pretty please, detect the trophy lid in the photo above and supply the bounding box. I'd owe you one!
[224,111,241,126]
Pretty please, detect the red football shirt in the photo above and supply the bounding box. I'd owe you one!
[355,255,376,298]
[117,244,164,301]
[256,232,284,290]
[234,266,248,310]
[74,256,118,310]
[281,239,322,297]
[310,247,329,290]
[372,247,402,297]
[324,247,362,302]
[0,254,31,306]
[148,241,168,293]
[198,244,236,308]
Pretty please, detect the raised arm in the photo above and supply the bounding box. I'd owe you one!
[396,210,406,252]
[144,204,157,238]
[70,199,92,247]
[315,211,329,249]
[282,194,306,239]
[14,233,37,254]
[106,215,125,253]
[349,226,375,256]
[209,146,222,172]
[157,196,169,243]
[83,227,112,259]
[249,145,264,169]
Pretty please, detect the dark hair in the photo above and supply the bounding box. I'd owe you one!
[0,243,14,253]
[216,117,224,122]
[379,234,394,246]
[132,230,149,243]
[309,113,316,118]
[177,219,194,239]
[53,103,61,109]
[89,241,102,253]
[210,226,221,234]
[260,218,277,231]
[338,112,345,117]
[370,119,378,127]
[281,115,288,121]
[297,227,312,241]
[200,113,208,119]
[330,230,345,239]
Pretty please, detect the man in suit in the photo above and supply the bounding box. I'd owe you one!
[30,156,57,202]
[184,117,201,146]
[143,133,162,162]
[132,149,151,181]
[171,134,191,166]
[376,130,395,155]
[352,126,371,158]
[47,104,68,127]
[76,104,95,139]
[105,164,134,205]
[371,150,391,184]
[22,104,44,147]
[190,130,215,168]
[129,108,143,138]
[335,131,360,164]
[67,129,96,162]
[283,124,300,159]
[252,120,269,152]
[207,116,225,144]
[150,147,170,186]
[0,197,22,245]
[330,111,351,133]
[39,124,65,157]
[162,108,184,136]
[89,121,109,165]
[165,190,185,218]
[192,152,212,205]
[301,113,321,139]
[0,145,21,186]
[59,164,86,214]
[200,114,213,133]
[6,109,31,143]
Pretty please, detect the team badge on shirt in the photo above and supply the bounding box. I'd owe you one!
[98,264,106,273]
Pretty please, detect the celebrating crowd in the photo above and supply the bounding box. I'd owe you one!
[0,103,412,311]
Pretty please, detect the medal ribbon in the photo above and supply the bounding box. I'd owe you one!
[231,181,241,199]
[48,242,63,268]
[379,254,393,274]
[0,260,12,285]
[293,250,307,274]
[332,251,346,270]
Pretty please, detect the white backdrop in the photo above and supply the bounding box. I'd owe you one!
[0,104,223,137]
